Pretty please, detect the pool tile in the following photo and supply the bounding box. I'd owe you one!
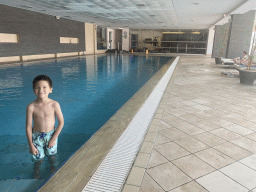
[154,142,190,161]
[196,171,248,192]
[231,137,256,153]
[146,162,192,191]
[193,132,227,147]
[147,149,168,168]
[194,148,235,169]
[174,137,209,153]
[239,154,256,170]
[139,173,164,192]
[170,181,208,192]
[172,154,216,179]
[220,162,256,190]
[213,142,253,160]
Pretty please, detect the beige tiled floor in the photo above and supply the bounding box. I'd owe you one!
[122,55,256,192]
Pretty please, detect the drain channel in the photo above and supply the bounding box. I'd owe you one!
[82,57,180,192]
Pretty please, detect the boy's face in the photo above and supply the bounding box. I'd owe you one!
[33,80,52,99]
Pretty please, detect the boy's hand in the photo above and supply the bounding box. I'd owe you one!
[30,145,39,156]
[48,138,56,148]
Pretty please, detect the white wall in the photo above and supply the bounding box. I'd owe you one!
[107,28,116,50]
[122,28,130,51]
[206,26,215,56]
[84,23,95,55]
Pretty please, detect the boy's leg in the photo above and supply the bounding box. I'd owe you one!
[31,132,46,162]
[45,130,58,156]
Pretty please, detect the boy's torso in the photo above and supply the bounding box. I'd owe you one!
[32,99,56,133]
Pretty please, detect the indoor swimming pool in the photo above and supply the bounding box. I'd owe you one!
[0,54,173,192]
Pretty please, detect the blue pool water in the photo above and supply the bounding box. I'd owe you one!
[0,54,172,192]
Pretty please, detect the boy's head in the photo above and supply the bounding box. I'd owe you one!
[33,75,52,89]
[243,51,248,55]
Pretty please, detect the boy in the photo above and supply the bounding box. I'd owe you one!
[26,75,64,162]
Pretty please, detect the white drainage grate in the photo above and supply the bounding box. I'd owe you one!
[82,57,180,192]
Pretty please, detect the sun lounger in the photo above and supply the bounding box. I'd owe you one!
[221,58,234,65]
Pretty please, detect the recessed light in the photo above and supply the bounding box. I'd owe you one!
[136,4,145,6]
[193,3,199,5]
[149,15,156,17]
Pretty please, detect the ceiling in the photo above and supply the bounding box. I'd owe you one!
[0,0,256,30]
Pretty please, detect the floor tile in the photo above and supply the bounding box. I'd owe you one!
[191,104,212,111]
[134,153,151,168]
[122,184,140,192]
[174,137,209,153]
[246,132,256,141]
[213,142,253,160]
[190,119,221,131]
[191,111,215,120]
[159,119,173,130]
[165,108,188,116]
[172,154,216,179]
[220,162,256,190]
[239,154,256,170]
[205,117,233,127]
[179,113,203,123]
[147,149,168,169]
[153,132,171,146]
[225,124,254,136]
[191,99,209,104]
[181,100,198,106]
[231,137,256,153]
[126,167,145,186]
[193,132,226,147]
[196,171,248,192]
[139,173,164,192]
[139,142,154,154]
[154,142,190,161]
[210,128,241,140]
[194,148,235,169]
[175,123,206,135]
[162,117,188,127]
[146,162,192,191]
[159,127,188,141]
[170,181,208,192]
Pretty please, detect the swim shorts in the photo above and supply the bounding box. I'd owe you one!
[31,129,58,162]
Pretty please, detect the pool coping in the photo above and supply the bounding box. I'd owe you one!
[38,55,176,192]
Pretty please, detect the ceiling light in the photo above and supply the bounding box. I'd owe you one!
[193,3,199,5]
[136,4,145,6]
[163,32,185,34]
[150,15,156,17]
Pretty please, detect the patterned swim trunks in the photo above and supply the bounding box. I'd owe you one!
[31,129,58,162]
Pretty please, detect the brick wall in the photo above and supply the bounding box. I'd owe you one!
[0,4,85,57]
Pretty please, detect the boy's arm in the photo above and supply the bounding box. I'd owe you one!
[26,104,38,154]
[48,102,64,148]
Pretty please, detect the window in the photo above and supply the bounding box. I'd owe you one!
[0,33,18,43]
[97,27,107,50]
[60,37,79,44]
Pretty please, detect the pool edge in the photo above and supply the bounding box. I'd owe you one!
[37,55,177,192]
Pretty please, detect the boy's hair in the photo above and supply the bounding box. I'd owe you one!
[243,51,248,55]
[33,75,52,89]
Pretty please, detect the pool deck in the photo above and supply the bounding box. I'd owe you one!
[122,54,256,192]
[38,54,256,192]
